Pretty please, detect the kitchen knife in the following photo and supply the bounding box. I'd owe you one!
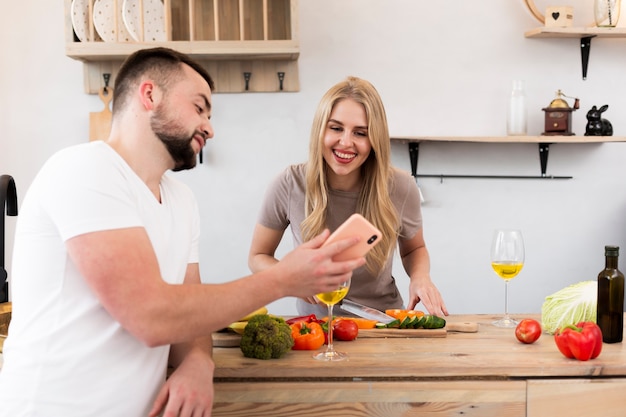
[339,299,396,324]
[339,299,480,333]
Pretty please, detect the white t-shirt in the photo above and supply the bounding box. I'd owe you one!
[0,141,200,416]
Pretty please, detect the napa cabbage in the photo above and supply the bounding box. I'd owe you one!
[541,280,597,334]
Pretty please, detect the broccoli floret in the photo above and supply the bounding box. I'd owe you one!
[240,314,294,360]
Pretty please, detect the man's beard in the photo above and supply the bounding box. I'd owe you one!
[150,105,198,171]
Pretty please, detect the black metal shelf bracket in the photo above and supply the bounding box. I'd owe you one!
[539,142,549,177]
[581,36,595,80]
[404,141,572,180]
[408,142,419,178]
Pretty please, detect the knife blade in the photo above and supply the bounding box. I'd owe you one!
[339,299,396,324]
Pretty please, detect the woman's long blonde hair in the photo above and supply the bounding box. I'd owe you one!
[301,76,399,274]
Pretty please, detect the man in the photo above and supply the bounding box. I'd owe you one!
[0,47,364,417]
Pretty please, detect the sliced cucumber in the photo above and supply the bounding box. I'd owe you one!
[421,315,446,329]
[411,316,425,329]
[385,319,401,328]
[400,317,413,329]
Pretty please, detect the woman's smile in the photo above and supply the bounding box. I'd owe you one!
[333,149,357,162]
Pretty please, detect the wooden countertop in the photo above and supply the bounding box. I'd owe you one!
[213,314,626,381]
[3,313,624,416]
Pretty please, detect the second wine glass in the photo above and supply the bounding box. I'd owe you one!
[313,277,351,361]
[491,229,525,328]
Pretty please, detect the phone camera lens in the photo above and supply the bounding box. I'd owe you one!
[367,235,378,245]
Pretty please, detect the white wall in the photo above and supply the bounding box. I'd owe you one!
[2,0,626,317]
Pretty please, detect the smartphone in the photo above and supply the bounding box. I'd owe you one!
[322,213,382,261]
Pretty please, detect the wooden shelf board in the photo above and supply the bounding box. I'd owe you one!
[525,26,626,38]
[63,0,300,93]
[66,40,300,62]
[390,136,626,144]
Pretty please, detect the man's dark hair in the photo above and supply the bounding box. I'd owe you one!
[112,47,215,113]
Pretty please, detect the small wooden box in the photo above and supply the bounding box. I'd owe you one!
[545,6,573,27]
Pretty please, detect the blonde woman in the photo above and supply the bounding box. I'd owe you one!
[249,76,448,318]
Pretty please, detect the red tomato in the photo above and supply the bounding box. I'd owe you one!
[515,319,542,344]
[332,319,359,341]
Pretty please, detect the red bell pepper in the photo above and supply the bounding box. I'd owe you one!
[290,321,325,350]
[285,314,319,325]
[578,321,603,359]
[554,321,603,361]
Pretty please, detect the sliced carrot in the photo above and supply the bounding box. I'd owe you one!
[344,317,378,329]
[319,316,378,329]
[385,309,406,320]
[385,309,424,322]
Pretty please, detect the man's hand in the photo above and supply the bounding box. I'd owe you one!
[148,353,215,417]
[274,230,365,299]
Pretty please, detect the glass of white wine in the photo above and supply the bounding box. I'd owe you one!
[313,277,351,361]
[491,229,525,328]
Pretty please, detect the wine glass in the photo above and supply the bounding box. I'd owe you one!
[491,229,525,328]
[313,277,351,361]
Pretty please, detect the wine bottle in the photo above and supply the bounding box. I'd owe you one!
[597,245,625,343]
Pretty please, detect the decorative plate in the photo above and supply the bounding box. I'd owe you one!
[93,0,133,42]
[71,0,93,42]
[122,0,166,42]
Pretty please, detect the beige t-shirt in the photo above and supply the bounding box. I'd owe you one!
[258,163,423,315]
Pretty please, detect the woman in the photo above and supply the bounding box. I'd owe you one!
[248,76,448,318]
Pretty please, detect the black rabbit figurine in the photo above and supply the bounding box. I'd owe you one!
[585,105,613,136]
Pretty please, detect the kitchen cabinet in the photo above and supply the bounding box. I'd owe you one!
[210,314,626,417]
[64,0,299,93]
[391,135,626,180]
[527,379,626,417]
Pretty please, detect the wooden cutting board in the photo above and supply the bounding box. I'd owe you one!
[0,302,11,337]
[89,87,113,141]
[358,322,478,338]
[213,332,244,347]
[212,321,479,347]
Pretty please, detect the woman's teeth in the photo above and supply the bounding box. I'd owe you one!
[334,150,356,160]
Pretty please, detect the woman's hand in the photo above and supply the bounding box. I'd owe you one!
[408,278,448,317]
[302,295,321,304]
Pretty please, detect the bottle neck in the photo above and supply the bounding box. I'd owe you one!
[606,255,619,269]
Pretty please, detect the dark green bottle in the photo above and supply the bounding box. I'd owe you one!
[597,246,625,343]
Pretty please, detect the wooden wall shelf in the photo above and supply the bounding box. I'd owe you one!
[524,27,626,38]
[391,136,626,180]
[524,27,626,80]
[66,41,300,62]
[64,0,300,94]
[391,136,626,144]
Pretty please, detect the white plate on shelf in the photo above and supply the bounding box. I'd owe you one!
[122,0,166,42]
[93,0,133,42]
[71,0,94,42]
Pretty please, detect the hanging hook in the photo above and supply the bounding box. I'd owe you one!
[243,72,251,91]
[277,72,285,91]
[103,73,111,93]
